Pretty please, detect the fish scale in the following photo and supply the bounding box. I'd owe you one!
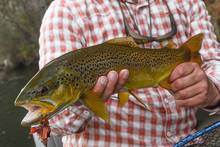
[57,44,184,89]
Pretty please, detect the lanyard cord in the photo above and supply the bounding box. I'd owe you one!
[119,0,177,44]
[147,0,153,39]
[119,1,141,35]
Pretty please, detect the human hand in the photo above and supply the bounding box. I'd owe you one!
[93,69,129,99]
[169,62,220,108]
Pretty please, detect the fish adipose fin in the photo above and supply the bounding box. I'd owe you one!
[106,37,139,47]
[166,40,177,49]
[81,91,110,123]
[118,88,151,111]
[181,33,204,64]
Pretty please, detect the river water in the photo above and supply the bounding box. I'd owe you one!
[0,64,38,147]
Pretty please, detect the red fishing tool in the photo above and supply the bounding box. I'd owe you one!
[30,117,51,147]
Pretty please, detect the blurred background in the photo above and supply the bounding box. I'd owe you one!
[0,0,219,147]
[0,0,51,147]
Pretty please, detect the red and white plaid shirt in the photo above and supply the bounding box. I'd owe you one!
[39,0,220,146]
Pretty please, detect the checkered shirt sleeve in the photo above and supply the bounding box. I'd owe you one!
[188,0,220,114]
[188,0,220,90]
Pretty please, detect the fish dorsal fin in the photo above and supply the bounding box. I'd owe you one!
[81,91,110,123]
[106,37,139,47]
[165,40,177,49]
[181,33,204,53]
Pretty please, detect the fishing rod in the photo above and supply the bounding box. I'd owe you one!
[173,121,220,147]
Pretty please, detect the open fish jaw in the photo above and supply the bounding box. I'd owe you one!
[20,104,43,126]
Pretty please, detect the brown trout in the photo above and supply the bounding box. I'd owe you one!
[14,33,203,126]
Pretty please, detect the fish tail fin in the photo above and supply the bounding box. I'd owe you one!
[181,33,204,64]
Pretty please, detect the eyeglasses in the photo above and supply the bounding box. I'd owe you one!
[119,0,177,44]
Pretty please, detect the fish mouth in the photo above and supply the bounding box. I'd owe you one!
[21,106,43,127]
[16,97,79,127]
[17,100,57,127]
[18,100,73,127]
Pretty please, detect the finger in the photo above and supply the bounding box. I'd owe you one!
[103,71,118,98]
[93,76,108,96]
[169,62,195,83]
[176,92,208,107]
[171,69,203,92]
[115,69,129,91]
[174,81,206,100]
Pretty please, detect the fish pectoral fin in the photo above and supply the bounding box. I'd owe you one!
[121,88,151,111]
[48,85,81,119]
[81,91,110,123]
[52,85,81,105]
[118,91,130,107]
[106,37,139,48]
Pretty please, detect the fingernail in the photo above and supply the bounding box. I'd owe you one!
[108,71,117,80]
[122,70,129,79]
[99,76,107,85]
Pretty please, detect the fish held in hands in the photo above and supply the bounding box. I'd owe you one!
[14,33,204,126]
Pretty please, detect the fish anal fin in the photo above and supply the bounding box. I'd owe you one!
[118,91,130,107]
[106,37,139,48]
[81,91,110,123]
[122,88,151,111]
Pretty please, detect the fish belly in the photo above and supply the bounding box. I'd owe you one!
[124,68,158,89]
